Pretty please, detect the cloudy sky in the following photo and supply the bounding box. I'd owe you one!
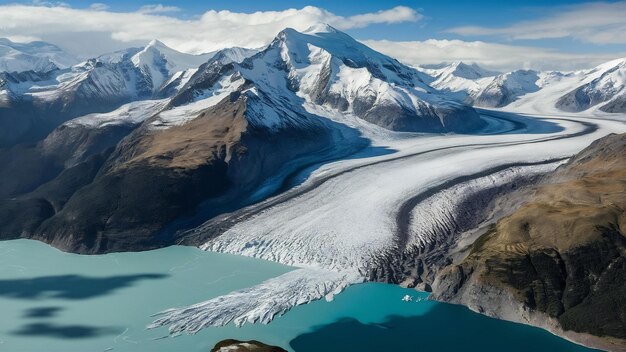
[1,0,625,70]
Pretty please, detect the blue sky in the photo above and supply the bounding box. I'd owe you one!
[44,0,621,51]
[0,0,625,70]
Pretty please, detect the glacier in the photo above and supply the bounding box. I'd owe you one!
[144,31,626,334]
[149,107,626,333]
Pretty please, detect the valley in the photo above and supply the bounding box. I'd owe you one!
[1,21,626,352]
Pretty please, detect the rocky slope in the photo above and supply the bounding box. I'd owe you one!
[431,132,626,351]
[0,84,342,253]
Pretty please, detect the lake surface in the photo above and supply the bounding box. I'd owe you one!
[0,240,596,352]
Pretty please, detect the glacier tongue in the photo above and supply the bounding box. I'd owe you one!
[148,268,364,333]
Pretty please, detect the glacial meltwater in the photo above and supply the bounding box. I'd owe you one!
[0,240,595,352]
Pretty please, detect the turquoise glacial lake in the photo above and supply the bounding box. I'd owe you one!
[0,239,595,352]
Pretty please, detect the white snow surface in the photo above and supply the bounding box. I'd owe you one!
[64,99,169,128]
[504,58,626,114]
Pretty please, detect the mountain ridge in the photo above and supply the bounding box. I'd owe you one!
[0,25,486,252]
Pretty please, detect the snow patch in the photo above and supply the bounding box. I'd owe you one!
[64,99,169,128]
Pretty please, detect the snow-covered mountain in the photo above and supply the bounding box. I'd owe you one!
[0,41,257,146]
[2,40,256,107]
[0,38,78,73]
[426,58,626,113]
[166,24,484,134]
[472,70,541,107]
[555,58,626,113]
[418,61,498,96]
[418,63,544,108]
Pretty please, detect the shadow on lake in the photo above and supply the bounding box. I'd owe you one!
[289,301,596,352]
[23,306,64,318]
[0,273,167,300]
[12,322,121,339]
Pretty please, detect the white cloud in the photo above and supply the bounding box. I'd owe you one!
[1,3,620,71]
[447,1,626,44]
[31,0,69,7]
[3,34,42,43]
[335,6,422,28]
[363,39,626,71]
[88,3,109,11]
[138,4,180,14]
[0,4,421,57]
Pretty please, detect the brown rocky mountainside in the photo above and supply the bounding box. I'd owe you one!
[433,132,626,351]
[210,339,287,352]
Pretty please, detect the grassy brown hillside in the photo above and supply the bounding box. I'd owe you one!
[0,93,336,253]
[434,133,626,351]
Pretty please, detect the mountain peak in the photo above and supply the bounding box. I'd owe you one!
[303,23,339,34]
[443,61,497,79]
[145,39,172,52]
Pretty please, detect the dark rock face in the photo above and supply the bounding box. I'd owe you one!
[168,59,236,107]
[0,123,135,199]
[556,85,604,112]
[432,133,626,349]
[600,94,626,113]
[210,339,287,352]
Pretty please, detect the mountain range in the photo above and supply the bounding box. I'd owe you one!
[419,59,626,113]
